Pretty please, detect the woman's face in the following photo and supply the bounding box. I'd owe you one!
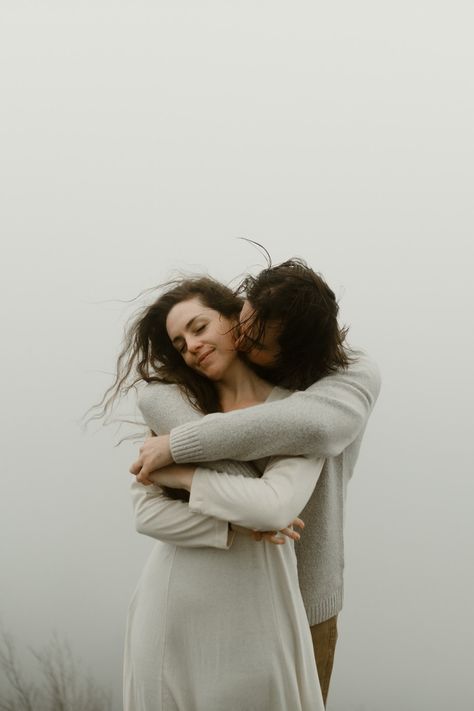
[166,296,238,380]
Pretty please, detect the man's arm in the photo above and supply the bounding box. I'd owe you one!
[170,350,381,464]
[130,382,304,546]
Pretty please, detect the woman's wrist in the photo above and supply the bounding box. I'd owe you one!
[180,466,195,491]
[147,464,196,491]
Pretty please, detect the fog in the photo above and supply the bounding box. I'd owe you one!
[1,2,473,709]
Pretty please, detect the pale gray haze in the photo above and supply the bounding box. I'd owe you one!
[1,2,473,710]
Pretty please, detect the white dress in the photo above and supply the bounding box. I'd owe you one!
[123,384,325,711]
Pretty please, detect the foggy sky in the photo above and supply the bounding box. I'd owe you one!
[1,2,473,709]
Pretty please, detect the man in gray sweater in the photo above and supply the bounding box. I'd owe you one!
[132,259,381,705]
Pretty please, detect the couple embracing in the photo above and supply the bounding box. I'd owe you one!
[104,257,380,710]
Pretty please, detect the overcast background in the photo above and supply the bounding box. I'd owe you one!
[1,2,473,710]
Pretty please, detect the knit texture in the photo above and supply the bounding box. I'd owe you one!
[169,350,381,625]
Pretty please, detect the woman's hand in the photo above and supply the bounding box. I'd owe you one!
[231,517,305,546]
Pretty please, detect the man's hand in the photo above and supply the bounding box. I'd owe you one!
[231,518,305,546]
[130,435,173,485]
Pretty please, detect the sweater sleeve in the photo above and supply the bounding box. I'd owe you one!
[188,455,324,531]
[131,479,235,549]
[170,350,381,462]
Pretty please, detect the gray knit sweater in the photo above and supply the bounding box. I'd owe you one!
[169,350,381,625]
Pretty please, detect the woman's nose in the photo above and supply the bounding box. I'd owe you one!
[187,335,203,353]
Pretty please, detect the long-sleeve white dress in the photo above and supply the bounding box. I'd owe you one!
[123,384,325,711]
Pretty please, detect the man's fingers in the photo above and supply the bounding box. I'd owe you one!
[253,530,283,543]
[292,517,305,530]
[249,522,304,546]
[132,456,151,477]
[129,460,142,475]
[130,459,153,485]
[263,532,285,545]
[280,527,301,541]
[136,469,153,486]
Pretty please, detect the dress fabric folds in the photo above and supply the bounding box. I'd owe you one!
[123,384,324,711]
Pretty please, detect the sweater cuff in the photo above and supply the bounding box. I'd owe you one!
[170,423,205,463]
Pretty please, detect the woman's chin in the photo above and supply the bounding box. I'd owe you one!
[202,368,223,381]
[197,353,237,381]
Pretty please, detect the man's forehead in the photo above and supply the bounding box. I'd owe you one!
[239,300,282,343]
[239,300,255,322]
[239,300,264,333]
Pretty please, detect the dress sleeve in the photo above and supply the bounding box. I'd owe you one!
[132,383,235,549]
[170,351,381,462]
[131,479,235,549]
[188,455,324,531]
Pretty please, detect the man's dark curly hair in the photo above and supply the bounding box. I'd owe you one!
[237,257,355,390]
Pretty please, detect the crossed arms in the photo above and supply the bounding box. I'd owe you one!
[131,350,381,549]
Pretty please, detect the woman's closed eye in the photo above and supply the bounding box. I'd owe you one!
[178,324,207,353]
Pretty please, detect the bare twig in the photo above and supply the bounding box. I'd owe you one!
[0,633,36,711]
[0,631,112,711]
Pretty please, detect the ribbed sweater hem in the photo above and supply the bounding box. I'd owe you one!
[305,586,344,626]
[170,423,204,463]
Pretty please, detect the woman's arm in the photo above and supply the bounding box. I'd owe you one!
[131,383,236,548]
[142,466,304,545]
[131,478,235,549]
[169,351,381,464]
[183,455,324,532]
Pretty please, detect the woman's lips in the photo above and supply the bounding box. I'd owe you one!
[198,350,214,366]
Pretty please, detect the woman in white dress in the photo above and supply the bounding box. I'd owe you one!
[111,277,325,710]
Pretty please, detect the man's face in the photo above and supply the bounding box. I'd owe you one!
[237,300,282,367]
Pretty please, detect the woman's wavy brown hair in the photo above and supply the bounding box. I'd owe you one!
[91,276,243,502]
[95,277,243,423]
[237,258,355,389]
